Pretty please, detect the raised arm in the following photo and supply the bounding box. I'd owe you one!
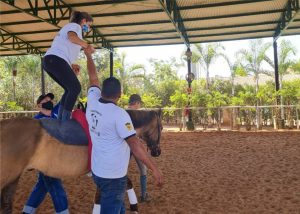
[68,31,89,48]
[84,48,99,87]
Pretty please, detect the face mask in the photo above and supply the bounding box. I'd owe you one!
[82,24,89,33]
[42,101,53,110]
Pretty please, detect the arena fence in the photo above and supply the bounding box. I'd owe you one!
[158,105,300,131]
[1,105,299,131]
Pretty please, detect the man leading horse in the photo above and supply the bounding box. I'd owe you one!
[85,48,163,214]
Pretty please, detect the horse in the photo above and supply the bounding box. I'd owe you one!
[0,109,162,214]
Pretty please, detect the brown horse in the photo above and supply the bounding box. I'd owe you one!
[0,110,162,214]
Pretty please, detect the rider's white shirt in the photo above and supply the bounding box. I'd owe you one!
[86,86,136,178]
[45,23,82,65]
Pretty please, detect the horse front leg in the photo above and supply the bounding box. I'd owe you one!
[0,176,20,214]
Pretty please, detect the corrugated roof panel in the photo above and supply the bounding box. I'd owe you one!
[108,32,179,41]
[189,31,273,43]
[65,0,162,14]
[92,12,168,26]
[288,21,300,27]
[0,50,26,56]
[112,38,182,47]
[184,13,281,29]
[4,24,57,34]
[0,1,16,11]
[180,0,286,19]
[177,0,227,7]
[99,23,175,35]
[187,24,277,36]
[19,32,57,42]
[283,28,300,36]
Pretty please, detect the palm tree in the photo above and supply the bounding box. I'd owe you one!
[192,43,224,90]
[114,52,146,94]
[221,54,247,96]
[238,39,271,129]
[264,39,297,87]
[264,39,297,120]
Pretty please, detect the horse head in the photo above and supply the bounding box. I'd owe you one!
[139,110,162,157]
[127,109,163,157]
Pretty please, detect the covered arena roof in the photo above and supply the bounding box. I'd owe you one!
[1,0,300,56]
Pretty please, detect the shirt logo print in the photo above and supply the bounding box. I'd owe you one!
[125,122,133,131]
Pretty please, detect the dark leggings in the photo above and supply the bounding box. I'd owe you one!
[42,55,81,112]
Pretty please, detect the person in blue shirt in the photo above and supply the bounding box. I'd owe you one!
[23,93,69,214]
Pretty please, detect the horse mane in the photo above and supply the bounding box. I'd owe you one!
[126,110,157,129]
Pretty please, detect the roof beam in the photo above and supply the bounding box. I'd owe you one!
[115,34,289,48]
[158,0,189,47]
[0,0,113,51]
[108,28,291,43]
[0,0,145,14]
[274,0,300,41]
[0,28,43,55]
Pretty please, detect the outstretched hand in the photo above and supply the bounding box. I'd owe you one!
[152,168,163,188]
[84,44,95,55]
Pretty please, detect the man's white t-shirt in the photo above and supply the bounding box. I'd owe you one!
[86,87,136,178]
[45,23,82,65]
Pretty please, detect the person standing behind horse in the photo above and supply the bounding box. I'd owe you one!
[84,48,163,214]
[42,11,94,121]
[128,94,152,202]
[23,93,69,214]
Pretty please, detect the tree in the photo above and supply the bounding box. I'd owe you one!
[2,56,23,101]
[114,52,146,94]
[221,53,247,96]
[291,59,300,73]
[238,39,271,129]
[192,43,224,90]
[264,39,297,121]
[264,39,297,87]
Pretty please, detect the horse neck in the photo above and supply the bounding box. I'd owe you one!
[126,110,155,129]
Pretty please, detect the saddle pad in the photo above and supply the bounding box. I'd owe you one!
[40,118,88,146]
[72,109,93,170]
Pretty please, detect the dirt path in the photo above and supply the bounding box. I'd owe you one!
[13,131,300,213]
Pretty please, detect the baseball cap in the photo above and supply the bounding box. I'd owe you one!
[36,93,55,104]
[129,94,143,104]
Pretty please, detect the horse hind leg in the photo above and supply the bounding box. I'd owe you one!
[0,176,20,214]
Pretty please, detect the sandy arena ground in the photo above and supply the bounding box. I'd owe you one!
[13,131,300,214]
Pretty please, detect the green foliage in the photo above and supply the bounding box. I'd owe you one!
[0,42,299,112]
[141,93,162,108]
[0,101,24,111]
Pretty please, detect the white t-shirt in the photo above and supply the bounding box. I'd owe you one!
[86,86,136,178]
[45,23,82,65]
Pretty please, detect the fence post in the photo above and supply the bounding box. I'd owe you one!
[296,106,299,130]
[217,107,221,131]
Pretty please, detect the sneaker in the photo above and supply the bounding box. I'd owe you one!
[140,193,151,203]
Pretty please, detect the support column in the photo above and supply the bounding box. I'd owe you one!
[273,39,284,128]
[110,50,114,77]
[273,40,280,99]
[185,48,195,130]
[41,57,45,95]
